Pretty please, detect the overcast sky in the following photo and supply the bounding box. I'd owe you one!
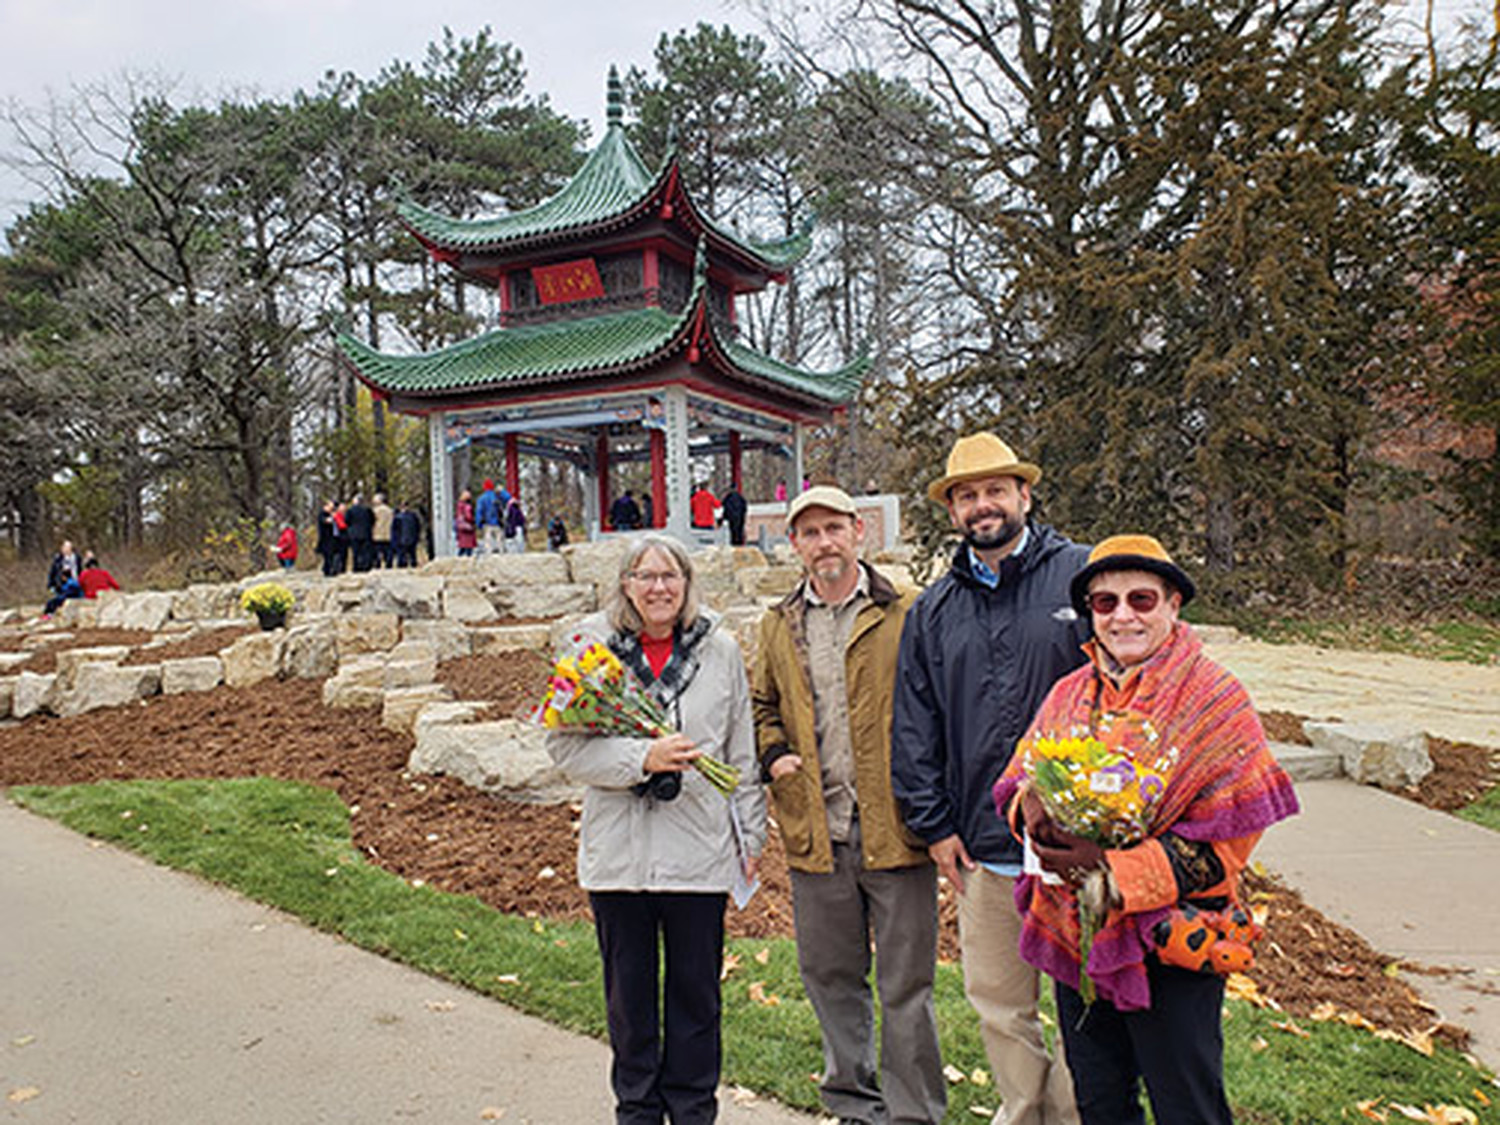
[0,0,756,233]
[0,0,1485,237]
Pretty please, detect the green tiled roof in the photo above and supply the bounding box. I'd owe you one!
[398,123,656,251]
[397,118,812,272]
[336,294,862,408]
[336,303,689,395]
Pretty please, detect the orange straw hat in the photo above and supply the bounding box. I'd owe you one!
[926,433,1042,504]
[1069,534,1197,614]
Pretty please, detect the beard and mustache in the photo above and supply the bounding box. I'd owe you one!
[960,506,1026,552]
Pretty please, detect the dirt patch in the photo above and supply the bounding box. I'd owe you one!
[1259,710,1312,745]
[1407,737,1500,813]
[121,625,255,666]
[4,628,157,674]
[0,679,1463,1047]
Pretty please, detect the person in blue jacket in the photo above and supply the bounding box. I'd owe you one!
[475,479,502,555]
[892,432,1091,1125]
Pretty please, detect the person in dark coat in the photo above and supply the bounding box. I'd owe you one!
[891,432,1091,1125]
[46,540,81,596]
[547,515,569,552]
[720,486,748,546]
[392,502,422,568]
[345,494,375,572]
[315,502,339,577]
[610,491,643,532]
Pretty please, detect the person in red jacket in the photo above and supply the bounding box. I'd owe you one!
[275,524,298,570]
[78,554,121,598]
[690,482,721,530]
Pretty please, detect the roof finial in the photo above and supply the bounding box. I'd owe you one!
[607,66,623,129]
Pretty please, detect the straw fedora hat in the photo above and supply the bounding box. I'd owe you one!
[1068,534,1197,615]
[927,433,1042,504]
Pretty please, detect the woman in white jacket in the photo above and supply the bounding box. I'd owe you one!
[548,535,765,1125]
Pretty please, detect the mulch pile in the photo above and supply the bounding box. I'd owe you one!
[3,649,1495,1052]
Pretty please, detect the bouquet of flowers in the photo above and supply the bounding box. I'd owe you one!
[532,638,741,796]
[1018,718,1176,999]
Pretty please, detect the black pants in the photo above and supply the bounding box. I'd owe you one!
[351,538,374,572]
[1056,962,1231,1125]
[375,540,393,567]
[590,891,726,1125]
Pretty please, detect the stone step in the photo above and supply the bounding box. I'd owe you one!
[1270,739,1343,782]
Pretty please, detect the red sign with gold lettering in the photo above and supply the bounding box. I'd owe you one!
[532,258,605,305]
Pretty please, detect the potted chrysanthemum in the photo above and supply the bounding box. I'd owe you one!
[240,582,295,630]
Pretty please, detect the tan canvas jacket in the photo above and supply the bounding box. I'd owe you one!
[753,563,930,874]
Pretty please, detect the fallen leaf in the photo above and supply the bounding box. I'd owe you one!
[1251,1036,1269,1052]
[754,947,771,965]
[479,1107,506,1120]
[1384,962,1403,978]
[12,1035,35,1047]
[1473,1088,1490,1107]
[943,1064,966,1085]
[969,1068,990,1087]
[7,1088,40,1104]
[747,981,780,1007]
[553,939,568,948]
[532,919,546,934]
[728,1085,759,1105]
[721,953,742,981]
[1424,1106,1478,1124]
[454,929,469,942]
[1388,1104,1428,1121]
[538,866,557,879]
[1354,1098,1388,1121]
[969,1107,996,1118]
[1271,1019,1310,1039]
[426,1000,457,1012]
[1310,1001,1339,1022]
[494,974,520,985]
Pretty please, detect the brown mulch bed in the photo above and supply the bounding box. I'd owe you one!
[0,660,1480,1048]
[4,629,156,674]
[121,626,254,666]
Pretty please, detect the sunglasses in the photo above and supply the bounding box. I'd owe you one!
[1086,588,1161,615]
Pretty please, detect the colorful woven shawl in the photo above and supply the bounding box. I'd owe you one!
[993,622,1299,1010]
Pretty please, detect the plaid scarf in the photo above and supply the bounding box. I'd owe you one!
[608,613,715,718]
[994,622,1299,1010]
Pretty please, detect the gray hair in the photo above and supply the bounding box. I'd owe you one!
[605,534,701,634]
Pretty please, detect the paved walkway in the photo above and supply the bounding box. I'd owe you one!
[0,800,817,1125]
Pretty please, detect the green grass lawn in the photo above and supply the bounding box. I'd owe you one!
[1218,612,1500,666]
[9,778,1498,1123]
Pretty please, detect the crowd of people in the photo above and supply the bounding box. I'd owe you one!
[312,492,425,576]
[544,431,1299,1125]
[41,539,121,618]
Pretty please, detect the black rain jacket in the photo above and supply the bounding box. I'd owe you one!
[891,523,1091,866]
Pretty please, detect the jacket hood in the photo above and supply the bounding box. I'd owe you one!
[946,521,1076,590]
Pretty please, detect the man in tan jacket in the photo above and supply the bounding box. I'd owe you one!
[753,486,945,1125]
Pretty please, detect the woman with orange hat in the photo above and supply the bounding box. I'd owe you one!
[994,535,1299,1125]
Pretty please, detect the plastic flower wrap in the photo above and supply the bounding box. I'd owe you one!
[1018,717,1177,1000]
[532,637,740,796]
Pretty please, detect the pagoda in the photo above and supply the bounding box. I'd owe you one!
[335,68,866,553]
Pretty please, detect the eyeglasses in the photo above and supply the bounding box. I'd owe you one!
[629,570,685,589]
[1086,588,1161,616]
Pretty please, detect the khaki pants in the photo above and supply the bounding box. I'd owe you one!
[957,867,1079,1125]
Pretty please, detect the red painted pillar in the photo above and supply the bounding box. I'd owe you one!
[650,429,667,529]
[504,434,520,496]
[643,248,659,306]
[497,271,510,325]
[728,431,743,492]
[597,433,612,530]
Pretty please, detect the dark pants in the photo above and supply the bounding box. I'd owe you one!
[322,543,347,576]
[350,538,375,572]
[44,579,82,615]
[590,891,726,1125]
[375,540,393,568]
[395,544,417,568]
[1056,962,1231,1125]
[726,520,745,546]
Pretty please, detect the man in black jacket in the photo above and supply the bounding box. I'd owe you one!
[892,432,1090,1125]
[391,502,422,568]
[344,494,375,573]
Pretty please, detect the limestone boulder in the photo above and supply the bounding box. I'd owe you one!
[408,717,580,803]
[381,684,455,736]
[0,653,32,674]
[55,597,100,629]
[162,656,224,695]
[173,583,240,622]
[383,641,438,689]
[413,700,491,733]
[221,632,287,689]
[334,613,401,657]
[53,646,130,691]
[284,620,339,680]
[561,540,630,591]
[472,552,571,586]
[400,619,473,663]
[490,583,596,620]
[0,677,12,719]
[57,663,162,717]
[322,658,386,709]
[471,623,552,656]
[1305,721,1434,790]
[361,574,444,619]
[93,590,129,628]
[12,671,58,718]
[736,566,803,599]
[442,581,498,623]
[120,592,176,632]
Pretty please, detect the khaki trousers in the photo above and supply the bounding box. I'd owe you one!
[957,867,1079,1125]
